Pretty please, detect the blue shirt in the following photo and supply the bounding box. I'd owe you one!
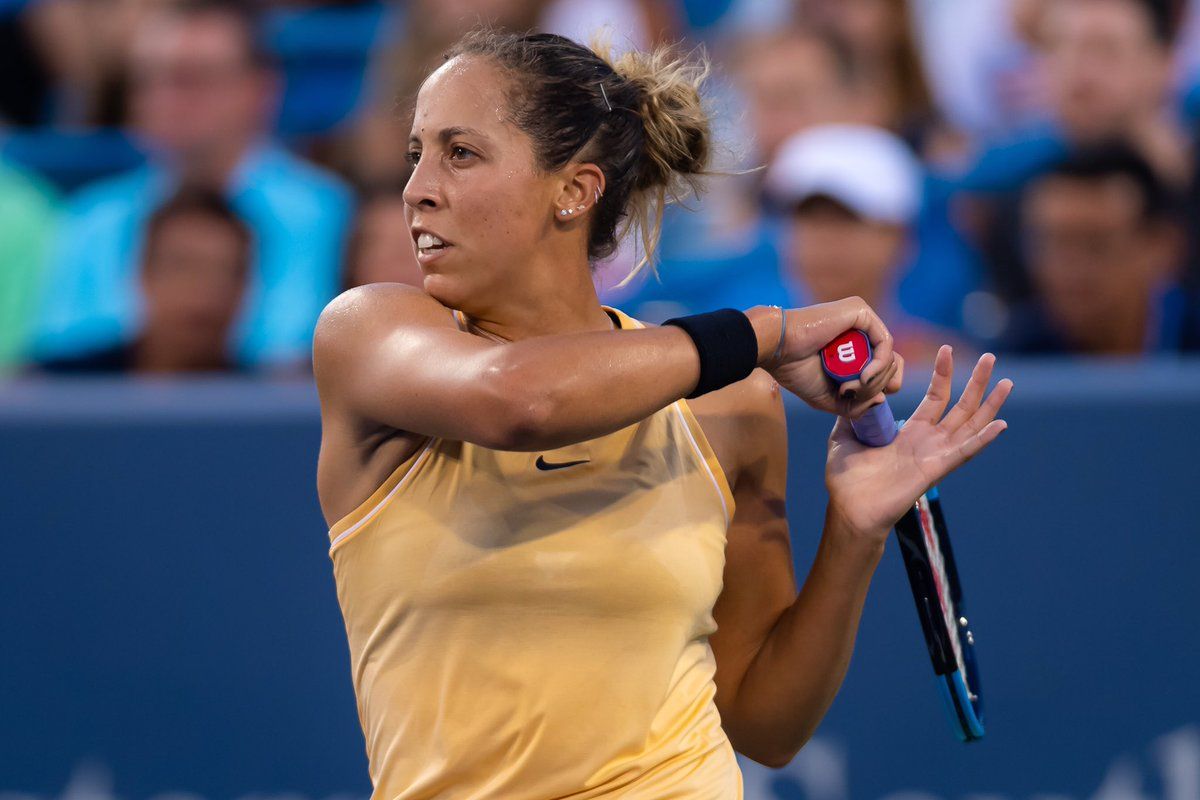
[29,143,354,367]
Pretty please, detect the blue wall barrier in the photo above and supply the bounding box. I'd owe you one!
[2,361,1198,800]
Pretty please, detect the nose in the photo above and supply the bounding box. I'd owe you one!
[403,157,441,211]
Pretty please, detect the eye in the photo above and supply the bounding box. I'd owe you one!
[449,145,476,162]
[404,150,421,166]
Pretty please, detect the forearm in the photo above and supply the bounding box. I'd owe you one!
[723,504,885,767]
[486,305,782,451]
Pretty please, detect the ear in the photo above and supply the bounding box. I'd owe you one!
[553,162,606,222]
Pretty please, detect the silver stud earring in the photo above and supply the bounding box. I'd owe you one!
[560,209,569,217]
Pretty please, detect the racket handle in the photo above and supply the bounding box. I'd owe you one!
[849,400,898,447]
[820,328,899,447]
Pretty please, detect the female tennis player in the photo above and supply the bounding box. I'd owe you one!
[314,29,1011,799]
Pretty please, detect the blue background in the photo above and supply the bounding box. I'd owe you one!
[2,362,1198,800]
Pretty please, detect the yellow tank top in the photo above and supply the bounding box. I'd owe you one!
[328,305,743,799]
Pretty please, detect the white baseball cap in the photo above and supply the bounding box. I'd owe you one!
[764,124,924,225]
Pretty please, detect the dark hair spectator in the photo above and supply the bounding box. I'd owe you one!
[1001,141,1191,354]
[37,187,254,374]
[26,0,353,371]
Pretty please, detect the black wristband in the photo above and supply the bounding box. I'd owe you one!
[662,309,759,398]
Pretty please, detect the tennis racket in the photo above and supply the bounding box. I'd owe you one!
[820,329,985,743]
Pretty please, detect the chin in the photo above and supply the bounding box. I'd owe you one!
[421,273,469,309]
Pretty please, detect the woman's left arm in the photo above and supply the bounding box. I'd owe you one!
[711,346,1012,768]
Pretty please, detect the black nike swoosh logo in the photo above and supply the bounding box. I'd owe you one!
[535,456,590,471]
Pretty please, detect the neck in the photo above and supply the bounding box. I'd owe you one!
[460,244,617,342]
[1070,300,1151,355]
[176,135,256,188]
[132,333,231,373]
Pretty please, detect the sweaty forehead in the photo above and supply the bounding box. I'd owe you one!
[411,55,516,140]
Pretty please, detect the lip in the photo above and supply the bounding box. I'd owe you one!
[411,225,453,266]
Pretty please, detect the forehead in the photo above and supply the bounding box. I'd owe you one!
[411,55,515,139]
[742,36,835,83]
[1028,174,1143,221]
[1046,0,1154,42]
[132,12,249,64]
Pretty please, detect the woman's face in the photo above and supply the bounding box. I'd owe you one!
[404,55,560,311]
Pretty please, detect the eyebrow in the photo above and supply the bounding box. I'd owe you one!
[408,126,490,146]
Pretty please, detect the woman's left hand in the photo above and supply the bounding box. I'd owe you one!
[824,346,1013,543]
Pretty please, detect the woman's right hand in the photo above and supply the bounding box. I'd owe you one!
[748,298,903,416]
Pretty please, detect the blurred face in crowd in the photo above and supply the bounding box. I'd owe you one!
[1023,174,1174,352]
[404,56,566,311]
[801,0,901,58]
[129,10,274,161]
[785,196,906,306]
[346,193,425,290]
[1041,0,1171,140]
[140,212,249,365]
[735,32,848,161]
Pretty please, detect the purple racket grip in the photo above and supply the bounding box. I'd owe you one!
[848,400,898,446]
[819,329,899,447]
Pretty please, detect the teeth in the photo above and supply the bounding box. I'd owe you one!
[417,233,444,249]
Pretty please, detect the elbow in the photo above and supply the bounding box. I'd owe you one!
[750,747,802,771]
[726,716,814,770]
[475,360,557,451]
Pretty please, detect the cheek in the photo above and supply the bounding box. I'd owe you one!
[458,173,545,246]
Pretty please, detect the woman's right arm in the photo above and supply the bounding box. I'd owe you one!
[312,284,896,451]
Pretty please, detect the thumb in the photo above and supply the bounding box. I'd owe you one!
[829,414,859,447]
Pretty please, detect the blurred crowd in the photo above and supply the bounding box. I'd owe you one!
[2,0,1200,377]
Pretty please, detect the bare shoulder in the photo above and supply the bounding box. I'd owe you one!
[313,284,456,389]
[315,284,453,355]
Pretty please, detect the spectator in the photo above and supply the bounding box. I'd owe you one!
[908,0,1049,141]
[1041,0,1189,183]
[727,26,862,163]
[797,0,938,139]
[1003,143,1190,354]
[342,183,423,292]
[0,160,57,375]
[933,0,1187,333]
[37,188,251,374]
[958,0,1187,195]
[29,0,353,370]
[765,125,968,367]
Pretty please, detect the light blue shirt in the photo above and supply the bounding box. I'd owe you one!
[29,143,353,367]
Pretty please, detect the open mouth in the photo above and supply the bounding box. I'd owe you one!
[416,232,450,258]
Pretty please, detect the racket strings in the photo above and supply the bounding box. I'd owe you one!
[916,496,970,690]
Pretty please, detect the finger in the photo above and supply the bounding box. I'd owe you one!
[951,377,1014,446]
[845,360,897,415]
[941,352,997,433]
[829,414,854,444]
[885,351,905,395]
[951,418,1008,467]
[828,414,863,452]
[908,344,954,424]
[846,298,894,386]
